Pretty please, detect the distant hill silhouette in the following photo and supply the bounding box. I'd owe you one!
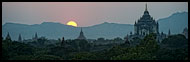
[158,12,188,34]
[2,22,133,40]
[2,12,188,40]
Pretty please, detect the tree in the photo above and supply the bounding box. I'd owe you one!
[34,55,62,60]
[97,37,105,41]
[37,37,47,47]
[161,34,188,48]
[155,47,188,60]
[113,37,122,41]
[49,46,76,59]
[111,33,159,60]
[156,34,188,60]
[71,52,97,60]
[77,39,91,52]
[111,46,154,60]
[105,46,129,60]
[2,40,35,60]
[138,33,159,52]
[10,54,62,60]
[9,55,34,60]
[131,37,142,46]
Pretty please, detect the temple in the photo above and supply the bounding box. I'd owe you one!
[18,34,22,41]
[134,3,159,37]
[126,3,167,43]
[77,28,86,40]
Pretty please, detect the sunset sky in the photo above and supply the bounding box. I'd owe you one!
[2,2,188,27]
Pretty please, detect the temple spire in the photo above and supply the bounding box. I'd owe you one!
[135,21,136,24]
[6,32,11,41]
[33,32,38,41]
[18,34,22,41]
[143,3,149,15]
[81,28,83,33]
[145,3,147,11]
[168,29,171,36]
[35,32,38,39]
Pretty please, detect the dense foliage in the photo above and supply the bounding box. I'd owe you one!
[2,33,188,60]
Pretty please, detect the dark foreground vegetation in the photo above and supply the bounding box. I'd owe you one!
[2,33,188,60]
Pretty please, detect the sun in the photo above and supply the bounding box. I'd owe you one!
[66,21,78,27]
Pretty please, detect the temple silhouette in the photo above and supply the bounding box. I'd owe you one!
[126,4,170,43]
[77,28,86,40]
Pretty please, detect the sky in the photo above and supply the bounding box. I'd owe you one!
[2,2,188,27]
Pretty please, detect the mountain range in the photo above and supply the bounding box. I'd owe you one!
[158,12,188,34]
[2,12,188,40]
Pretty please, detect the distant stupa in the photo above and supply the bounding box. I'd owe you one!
[32,32,38,41]
[77,28,86,40]
[6,32,12,41]
[18,34,22,41]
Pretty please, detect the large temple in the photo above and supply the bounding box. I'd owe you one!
[126,4,167,43]
[134,4,159,36]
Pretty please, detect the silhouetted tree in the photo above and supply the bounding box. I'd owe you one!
[61,37,65,46]
[37,37,47,46]
[111,33,159,60]
[161,34,188,48]
[71,52,97,60]
[113,37,122,41]
[97,37,105,41]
